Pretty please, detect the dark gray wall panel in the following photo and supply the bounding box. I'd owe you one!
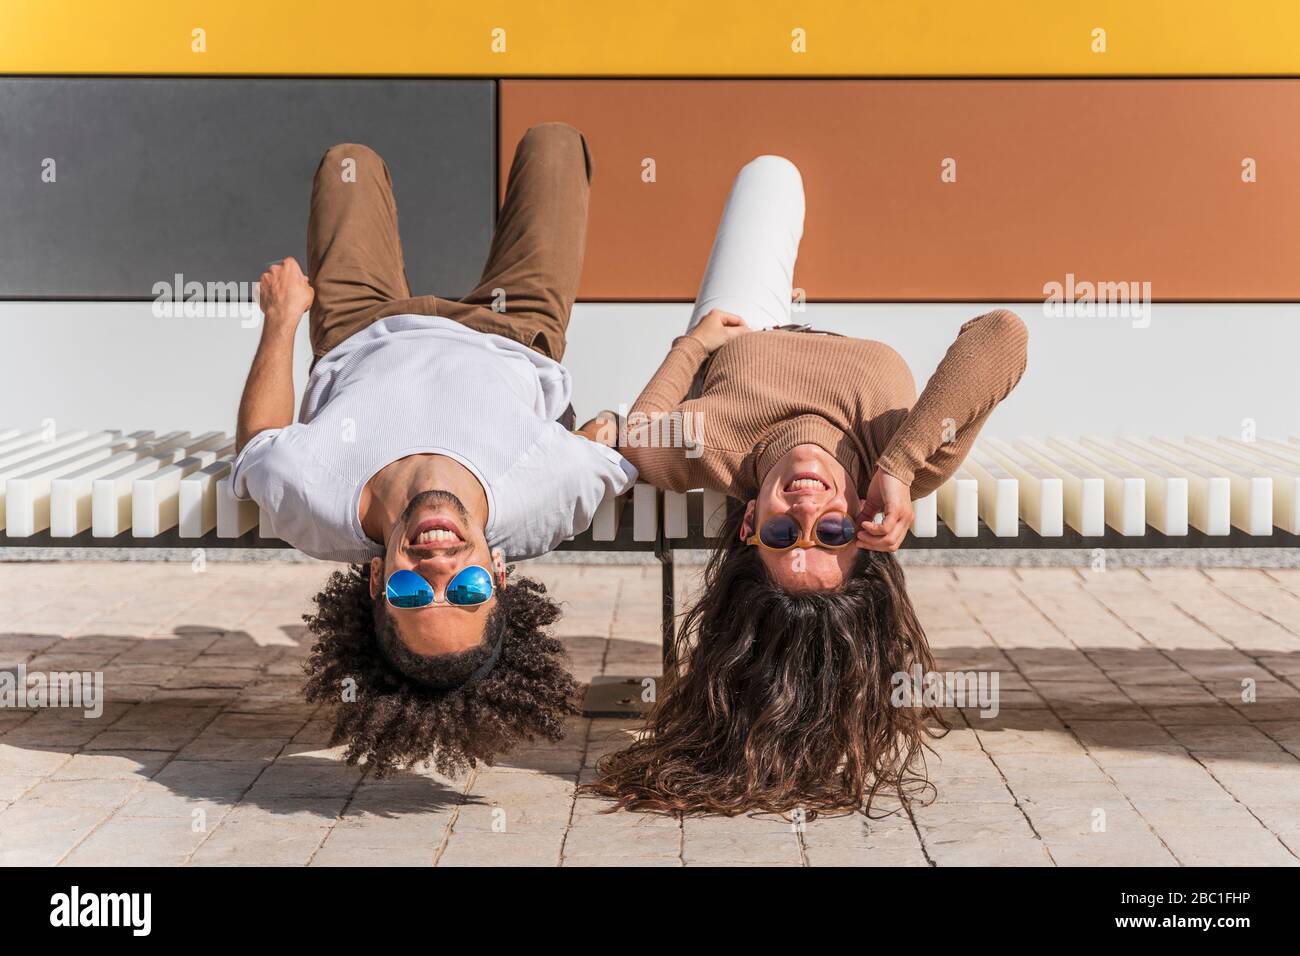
[0,78,495,299]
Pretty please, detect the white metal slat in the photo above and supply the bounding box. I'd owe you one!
[179,458,231,538]
[1046,437,1146,536]
[216,477,258,538]
[1151,437,1272,536]
[982,437,1064,536]
[936,470,979,537]
[1199,437,1300,535]
[591,489,619,541]
[1080,436,1188,536]
[1116,436,1231,536]
[965,448,1020,537]
[663,490,689,539]
[702,489,728,537]
[5,432,154,536]
[911,490,938,537]
[1013,437,1105,536]
[632,483,658,542]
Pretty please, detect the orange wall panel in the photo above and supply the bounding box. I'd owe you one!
[500,80,1300,301]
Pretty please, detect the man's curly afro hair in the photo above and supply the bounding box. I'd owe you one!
[302,563,577,778]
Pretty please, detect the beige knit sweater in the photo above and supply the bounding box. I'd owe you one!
[623,309,1028,500]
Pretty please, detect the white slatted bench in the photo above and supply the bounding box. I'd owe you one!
[7,428,1300,715]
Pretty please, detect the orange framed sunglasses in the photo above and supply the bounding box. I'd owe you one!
[746,510,858,551]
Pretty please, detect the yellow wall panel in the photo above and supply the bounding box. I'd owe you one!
[4,1,1300,76]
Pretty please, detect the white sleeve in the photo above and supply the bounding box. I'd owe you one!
[489,429,640,561]
[591,441,639,495]
[563,436,638,537]
[230,427,286,503]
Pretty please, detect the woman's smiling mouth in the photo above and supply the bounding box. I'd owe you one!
[784,472,830,494]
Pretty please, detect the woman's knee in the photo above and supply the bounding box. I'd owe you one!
[730,154,805,230]
[738,154,804,194]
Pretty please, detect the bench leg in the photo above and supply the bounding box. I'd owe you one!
[660,546,676,673]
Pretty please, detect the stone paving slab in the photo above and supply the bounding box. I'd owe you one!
[0,560,1298,866]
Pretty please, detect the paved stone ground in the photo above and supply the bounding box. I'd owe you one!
[1,560,1299,866]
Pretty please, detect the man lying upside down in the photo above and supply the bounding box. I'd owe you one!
[231,124,634,776]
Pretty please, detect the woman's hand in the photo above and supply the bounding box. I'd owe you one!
[258,257,314,333]
[688,309,751,354]
[858,468,913,552]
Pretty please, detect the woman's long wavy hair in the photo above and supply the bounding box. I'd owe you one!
[584,502,945,818]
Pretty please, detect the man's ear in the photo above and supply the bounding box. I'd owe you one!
[490,548,508,588]
[368,557,383,600]
[739,500,757,542]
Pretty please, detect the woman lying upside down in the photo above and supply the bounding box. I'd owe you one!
[583,156,1028,817]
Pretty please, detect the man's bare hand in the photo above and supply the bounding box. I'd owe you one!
[576,411,620,448]
[258,257,314,332]
[858,468,913,553]
[688,309,751,354]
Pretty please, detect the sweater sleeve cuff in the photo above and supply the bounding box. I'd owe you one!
[873,453,917,489]
[670,334,710,365]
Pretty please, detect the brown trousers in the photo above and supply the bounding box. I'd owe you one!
[307,123,592,364]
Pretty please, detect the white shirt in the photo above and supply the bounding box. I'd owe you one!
[231,314,636,562]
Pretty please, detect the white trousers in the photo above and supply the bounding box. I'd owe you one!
[685,155,806,335]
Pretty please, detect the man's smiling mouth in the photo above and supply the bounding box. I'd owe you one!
[410,516,466,549]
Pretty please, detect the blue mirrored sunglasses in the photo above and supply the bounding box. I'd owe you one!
[385,566,494,609]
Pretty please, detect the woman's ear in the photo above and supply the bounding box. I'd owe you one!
[739,500,758,542]
[368,558,383,600]
[491,548,508,588]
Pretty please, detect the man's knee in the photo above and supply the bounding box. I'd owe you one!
[518,122,593,183]
[316,143,385,182]
[522,122,582,145]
